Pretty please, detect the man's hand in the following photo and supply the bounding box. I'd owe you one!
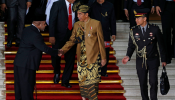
[162,62,167,67]
[26,2,32,10]
[58,49,64,57]
[151,7,155,14]
[101,59,106,67]
[1,4,7,12]
[122,56,129,64]
[156,6,161,16]
[124,9,129,20]
[49,37,56,45]
[111,35,116,41]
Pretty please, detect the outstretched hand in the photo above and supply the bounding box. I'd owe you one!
[58,49,64,57]
[122,56,129,64]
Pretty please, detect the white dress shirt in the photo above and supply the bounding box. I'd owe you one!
[65,0,75,27]
[45,0,59,25]
[133,0,144,2]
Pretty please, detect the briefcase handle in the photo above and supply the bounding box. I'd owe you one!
[162,66,166,72]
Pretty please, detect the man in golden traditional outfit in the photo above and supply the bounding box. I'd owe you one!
[59,5,106,100]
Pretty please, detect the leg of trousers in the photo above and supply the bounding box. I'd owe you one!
[7,7,17,41]
[51,40,76,83]
[137,68,149,100]
[101,47,110,75]
[14,66,36,100]
[137,66,158,100]
[16,6,26,42]
[161,2,175,62]
[149,67,158,100]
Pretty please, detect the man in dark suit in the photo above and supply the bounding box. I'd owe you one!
[122,9,166,100]
[49,0,78,88]
[14,9,60,100]
[155,0,175,64]
[90,0,116,77]
[124,0,155,28]
[0,0,32,47]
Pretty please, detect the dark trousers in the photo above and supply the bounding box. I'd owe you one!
[51,30,76,84]
[129,2,149,28]
[137,64,158,100]
[101,47,110,75]
[161,2,175,62]
[7,5,26,43]
[14,66,36,100]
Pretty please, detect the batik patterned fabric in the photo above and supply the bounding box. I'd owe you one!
[77,40,101,86]
[80,83,99,100]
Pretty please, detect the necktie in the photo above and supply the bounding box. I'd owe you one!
[137,0,142,6]
[68,3,72,30]
[142,28,145,36]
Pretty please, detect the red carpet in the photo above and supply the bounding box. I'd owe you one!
[4,24,126,100]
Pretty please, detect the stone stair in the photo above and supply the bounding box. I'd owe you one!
[0,22,6,99]
[114,22,175,100]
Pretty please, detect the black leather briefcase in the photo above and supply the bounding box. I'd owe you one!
[160,66,170,95]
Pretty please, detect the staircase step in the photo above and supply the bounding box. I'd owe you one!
[6,84,124,90]
[124,85,175,97]
[3,60,118,64]
[125,96,175,100]
[5,94,126,100]
[4,80,123,84]
[5,73,121,80]
[120,75,175,85]
[4,90,125,94]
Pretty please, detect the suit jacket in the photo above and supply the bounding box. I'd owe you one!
[90,1,116,41]
[154,0,168,12]
[49,0,78,41]
[14,25,58,70]
[124,0,152,10]
[0,0,32,9]
[126,23,166,69]
[62,19,106,64]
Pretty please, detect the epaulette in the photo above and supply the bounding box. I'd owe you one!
[131,25,138,30]
[150,23,158,26]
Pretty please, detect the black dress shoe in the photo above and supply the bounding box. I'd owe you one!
[7,40,12,47]
[53,74,60,84]
[61,83,72,88]
[101,74,108,77]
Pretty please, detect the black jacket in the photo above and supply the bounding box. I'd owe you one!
[0,0,32,9]
[90,1,116,41]
[126,23,166,69]
[124,0,152,10]
[49,0,78,41]
[14,25,58,70]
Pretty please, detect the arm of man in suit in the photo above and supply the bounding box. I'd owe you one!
[110,5,116,41]
[33,33,59,56]
[61,24,77,55]
[49,2,59,45]
[27,0,32,10]
[97,22,106,67]
[154,0,161,16]
[122,32,136,64]
[124,0,129,20]
[155,26,166,67]
[0,0,7,12]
